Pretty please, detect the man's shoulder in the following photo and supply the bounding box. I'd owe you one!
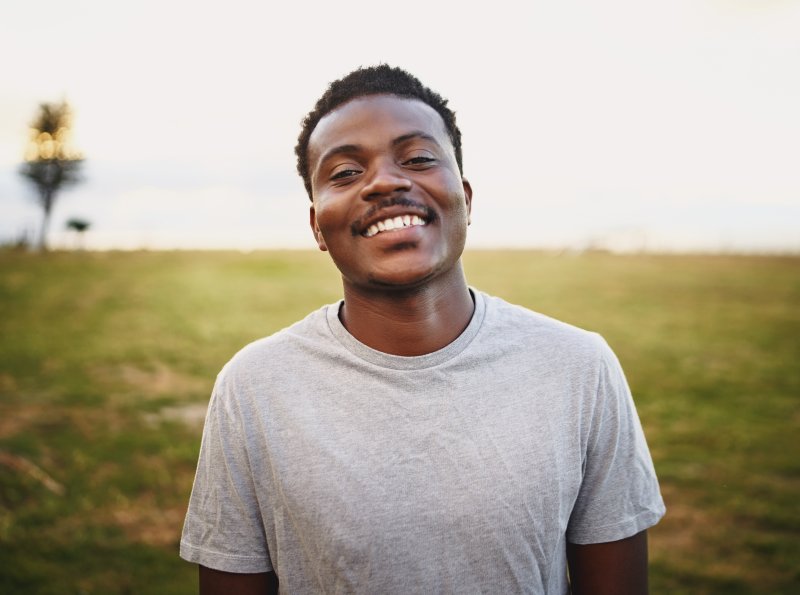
[481,291,599,340]
[478,291,607,361]
[218,302,337,380]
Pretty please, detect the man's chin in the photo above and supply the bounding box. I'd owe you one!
[340,248,462,294]
[365,266,438,291]
[343,255,443,292]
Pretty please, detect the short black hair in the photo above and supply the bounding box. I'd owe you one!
[295,64,463,200]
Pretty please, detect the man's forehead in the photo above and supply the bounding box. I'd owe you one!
[308,94,449,158]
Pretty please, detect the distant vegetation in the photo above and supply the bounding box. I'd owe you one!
[18,101,84,251]
[0,250,797,594]
[65,218,91,250]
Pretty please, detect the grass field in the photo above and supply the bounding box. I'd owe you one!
[0,249,798,593]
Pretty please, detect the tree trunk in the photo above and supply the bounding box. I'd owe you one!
[38,191,53,252]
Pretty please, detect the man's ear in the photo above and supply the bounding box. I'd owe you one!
[462,178,473,225]
[309,204,328,252]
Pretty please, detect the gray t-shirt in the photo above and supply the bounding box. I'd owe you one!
[180,290,665,594]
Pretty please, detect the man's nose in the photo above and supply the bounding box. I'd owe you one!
[359,162,412,201]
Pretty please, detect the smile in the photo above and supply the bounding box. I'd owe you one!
[363,215,427,238]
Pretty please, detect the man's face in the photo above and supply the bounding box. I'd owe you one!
[307,94,472,291]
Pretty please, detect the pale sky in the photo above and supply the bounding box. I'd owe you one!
[1,0,798,251]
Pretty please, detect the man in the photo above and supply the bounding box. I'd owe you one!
[180,65,665,594]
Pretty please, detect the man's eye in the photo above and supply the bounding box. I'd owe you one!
[330,168,361,180]
[404,156,435,166]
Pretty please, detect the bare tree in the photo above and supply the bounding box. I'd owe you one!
[19,102,84,251]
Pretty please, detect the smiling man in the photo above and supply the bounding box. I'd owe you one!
[180,65,665,595]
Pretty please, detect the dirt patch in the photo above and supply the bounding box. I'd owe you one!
[0,403,57,439]
[651,483,789,589]
[111,501,186,547]
[650,483,714,558]
[144,403,208,428]
[53,495,187,548]
[93,362,208,399]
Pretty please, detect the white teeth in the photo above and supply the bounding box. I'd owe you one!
[363,214,428,237]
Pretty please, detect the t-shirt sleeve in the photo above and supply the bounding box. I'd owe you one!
[179,370,273,573]
[566,338,666,544]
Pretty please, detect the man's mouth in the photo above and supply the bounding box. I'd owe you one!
[363,214,427,238]
[351,197,436,238]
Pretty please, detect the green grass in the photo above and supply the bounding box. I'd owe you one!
[1,249,798,593]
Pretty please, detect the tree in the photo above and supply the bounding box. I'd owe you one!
[66,217,91,250]
[19,101,84,251]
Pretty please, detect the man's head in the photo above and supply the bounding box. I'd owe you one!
[300,67,472,292]
[295,65,463,200]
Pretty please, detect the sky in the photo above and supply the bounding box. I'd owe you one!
[1,0,798,252]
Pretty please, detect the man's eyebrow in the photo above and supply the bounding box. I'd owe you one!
[392,131,440,147]
[317,144,361,167]
[320,132,437,162]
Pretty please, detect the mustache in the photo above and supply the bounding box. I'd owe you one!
[350,197,437,236]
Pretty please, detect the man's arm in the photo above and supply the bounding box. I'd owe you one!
[199,566,278,595]
[566,530,649,595]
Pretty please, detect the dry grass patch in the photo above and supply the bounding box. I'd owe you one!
[652,483,795,591]
[0,403,52,439]
[144,403,209,428]
[91,362,208,401]
[110,496,186,547]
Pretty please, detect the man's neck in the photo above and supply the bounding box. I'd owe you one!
[338,265,474,357]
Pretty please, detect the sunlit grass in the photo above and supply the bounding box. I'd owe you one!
[1,250,798,593]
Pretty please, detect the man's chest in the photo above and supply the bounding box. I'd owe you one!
[249,381,585,576]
